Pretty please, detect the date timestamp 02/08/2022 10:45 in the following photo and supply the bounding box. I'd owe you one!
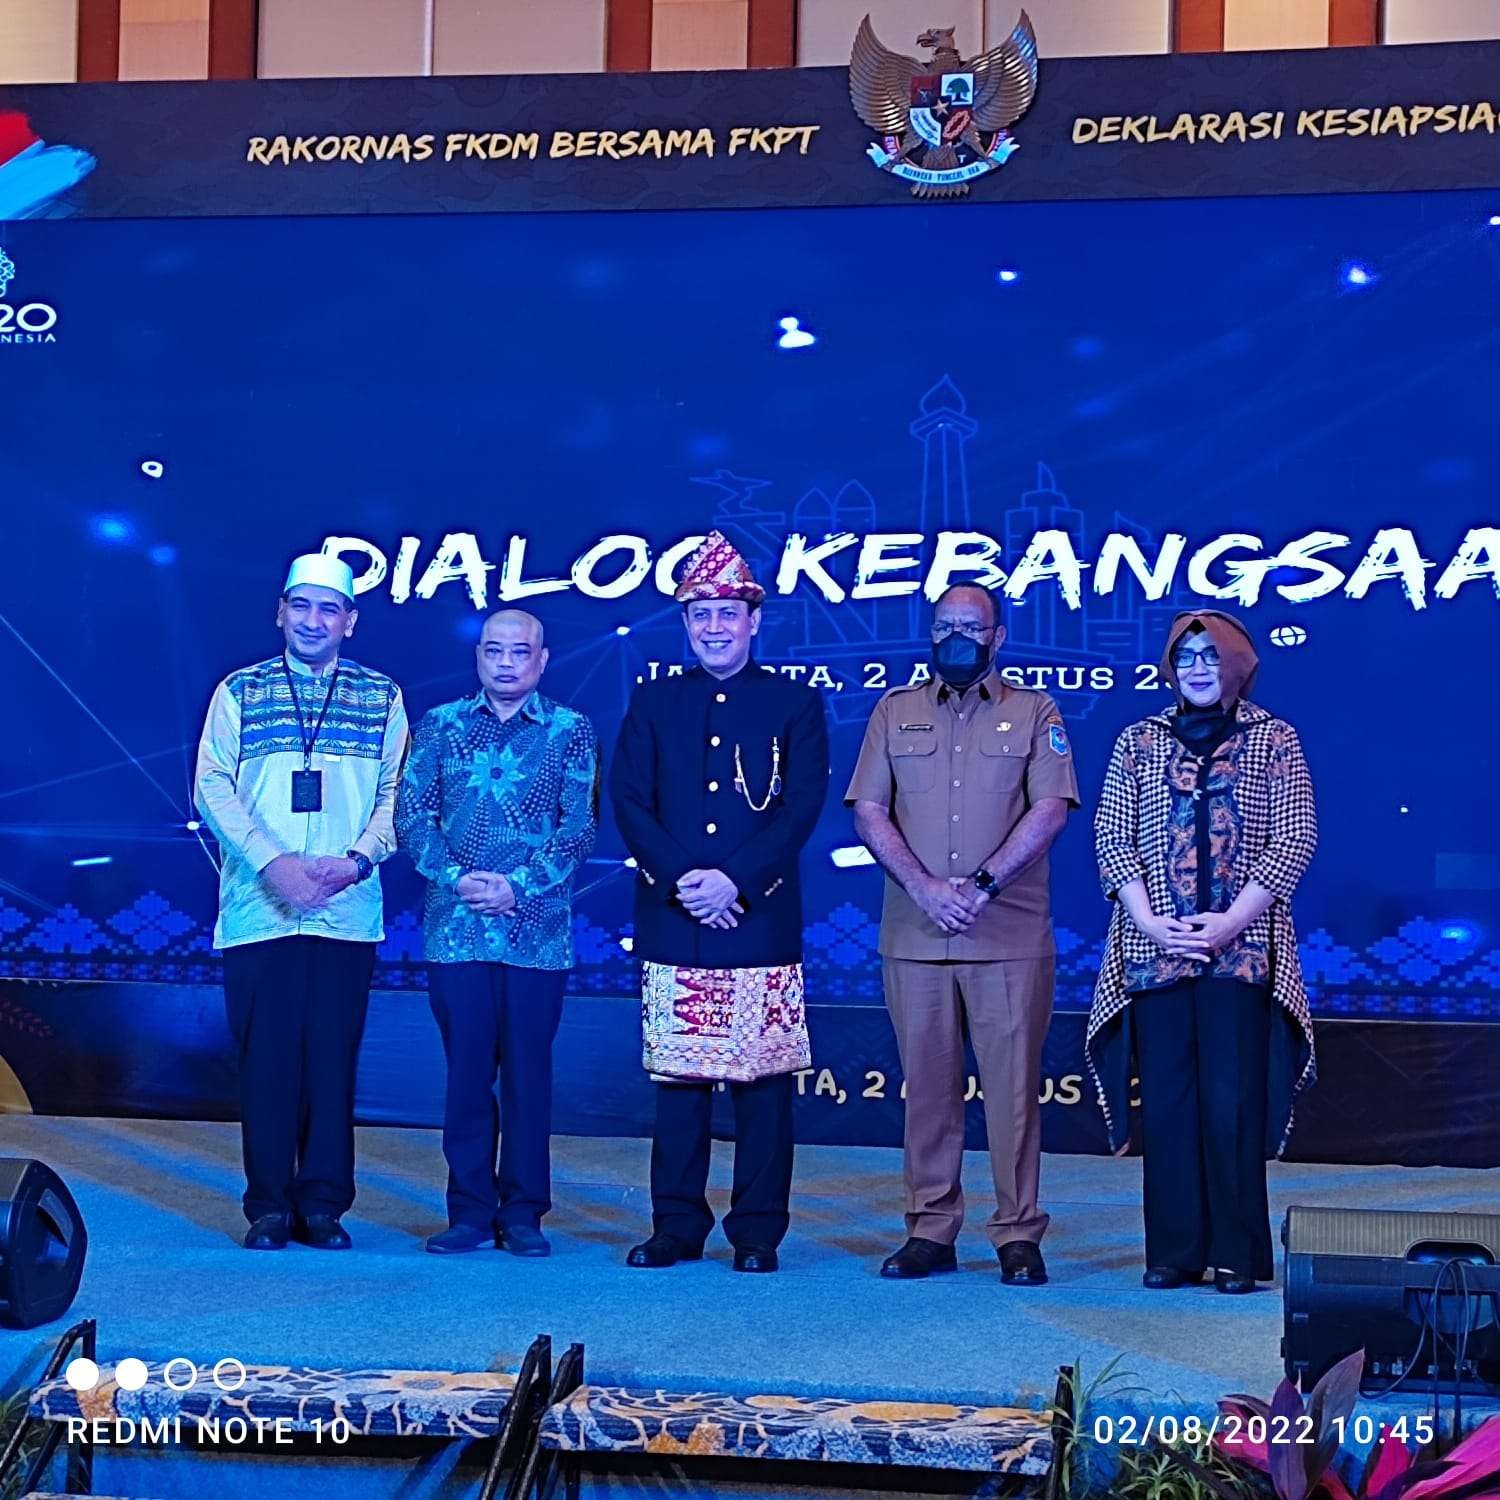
[1091,1412,1438,1449]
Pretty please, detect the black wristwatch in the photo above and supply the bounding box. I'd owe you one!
[346,850,374,883]
[973,868,999,897]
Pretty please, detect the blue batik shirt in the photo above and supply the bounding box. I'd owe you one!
[395,689,600,969]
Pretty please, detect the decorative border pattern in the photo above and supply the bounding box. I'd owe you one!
[30,1364,517,1439]
[1,893,1495,1018]
[537,1384,1052,1474]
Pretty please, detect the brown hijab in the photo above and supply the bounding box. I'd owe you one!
[1160,609,1259,708]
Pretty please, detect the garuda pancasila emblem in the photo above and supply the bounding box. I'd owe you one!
[850,13,1038,198]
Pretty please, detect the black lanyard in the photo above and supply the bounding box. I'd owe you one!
[281,658,340,770]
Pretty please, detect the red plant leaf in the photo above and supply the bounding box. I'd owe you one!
[1382,1459,1455,1500]
[1317,1471,1358,1500]
[1404,1418,1500,1499]
[1217,1427,1272,1473]
[1305,1352,1364,1489]
[1363,1429,1414,1496]
[1270,1378,1310,1500]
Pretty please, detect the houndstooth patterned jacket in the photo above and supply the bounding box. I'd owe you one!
[1084,700,1318,1156]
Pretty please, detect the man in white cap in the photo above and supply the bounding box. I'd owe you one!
[194,553,408,1250]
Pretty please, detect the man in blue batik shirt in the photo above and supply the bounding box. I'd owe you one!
[396,609,599,1257]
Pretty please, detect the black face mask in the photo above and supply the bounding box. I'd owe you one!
[932,633,990,690]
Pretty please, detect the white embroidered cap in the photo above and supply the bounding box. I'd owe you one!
[283,552,356,602]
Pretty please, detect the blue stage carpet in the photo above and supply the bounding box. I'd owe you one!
[3,1116,1498,1430]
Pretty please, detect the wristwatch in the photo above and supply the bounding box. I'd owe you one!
[972,868,999,898]
[346,850,374,883]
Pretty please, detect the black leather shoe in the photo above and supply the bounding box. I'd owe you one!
[733,1246,779,1273]
[243,1212,291,1250]
[426,1223,498,1254]
[997,1240,1048,1285]
[1143,1266,1205,1289]
[880,1237,958,1279]
[498,1225,550,1258]
[626,1232,703,1268]
[1215,1269,1258,1295]
[294,1214,352,1250]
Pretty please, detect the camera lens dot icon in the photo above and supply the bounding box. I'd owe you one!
[65,1358,100,1392]
[1269,624,1308,648]
[115,1358,149,1391]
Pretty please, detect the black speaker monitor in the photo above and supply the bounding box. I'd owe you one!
[1283,1205,1500,1396]
[0,1158,88,1330]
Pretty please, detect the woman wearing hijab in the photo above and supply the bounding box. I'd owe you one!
[1085,611,1317,1294]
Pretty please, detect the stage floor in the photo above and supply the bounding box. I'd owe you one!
[3,1118,1498,1425]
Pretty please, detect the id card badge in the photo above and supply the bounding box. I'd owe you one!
[291,769,323,813]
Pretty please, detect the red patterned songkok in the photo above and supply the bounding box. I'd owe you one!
[673,530,766,605]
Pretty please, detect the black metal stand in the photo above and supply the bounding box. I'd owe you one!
[1045,1364,1076,1500]
[477,1334,551,1500]
[513,1341,583,1500]
[0,1317,97,1497]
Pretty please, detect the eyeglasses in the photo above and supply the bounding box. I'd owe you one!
[1172,646,1221,670]
[931,621,996,642]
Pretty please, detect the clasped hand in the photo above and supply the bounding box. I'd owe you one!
[677,868,743,929]
[1139,910,1240,957]
[910,874,989,936]
[262,853,360,913]
[456,871,518,917]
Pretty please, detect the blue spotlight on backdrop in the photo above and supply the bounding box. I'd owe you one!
[89,515,134,544]
[148,544,177,567]
[1341,261,1375,288]
[995,267,1020,284]
[71,856,112,868]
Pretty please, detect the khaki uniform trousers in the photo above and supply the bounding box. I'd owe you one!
[882,954,1054,1247]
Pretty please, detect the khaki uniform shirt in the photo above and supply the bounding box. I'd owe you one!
[844,671,1080,961]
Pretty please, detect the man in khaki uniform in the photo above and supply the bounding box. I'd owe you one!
[846,584,1077,1285]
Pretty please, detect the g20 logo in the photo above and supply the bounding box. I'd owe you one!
[0,300,59,341]
[0,246,61,345]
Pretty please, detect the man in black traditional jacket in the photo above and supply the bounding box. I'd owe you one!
[609,531,829,1273]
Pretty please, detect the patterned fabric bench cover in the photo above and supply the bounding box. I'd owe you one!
[537,1386,1053,1475]
[29,1365,517,1439]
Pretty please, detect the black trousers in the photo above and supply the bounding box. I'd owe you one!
[1133,975,1274,1281]
[651,1073,795,1252]
[427,962,567,1231]
[222,935,375,1223]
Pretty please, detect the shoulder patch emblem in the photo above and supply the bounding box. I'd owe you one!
[1048,724,1070,756]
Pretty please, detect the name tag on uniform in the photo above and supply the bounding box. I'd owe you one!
[899,722,934,732]
[291,769,323,813]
